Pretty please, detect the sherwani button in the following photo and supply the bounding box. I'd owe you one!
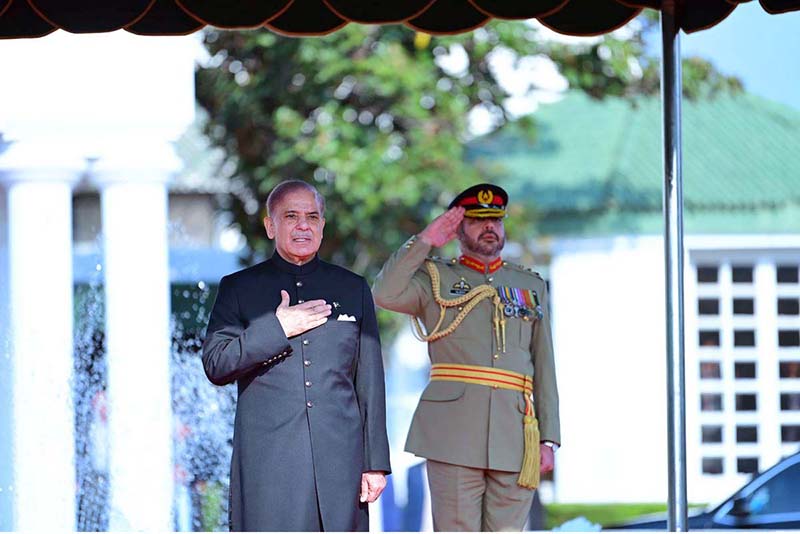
[303,339,309,346]
[304,360,311,367]
[296,281,303,287]
[305,381,312,388]
[306,401,313,408]
[298,299,305,304]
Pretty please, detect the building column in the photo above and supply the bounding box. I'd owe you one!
[0,142,82,530]
[92,144,178,531]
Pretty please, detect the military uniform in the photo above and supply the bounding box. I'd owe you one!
[372,184,560,531]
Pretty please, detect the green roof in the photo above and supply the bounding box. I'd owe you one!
[468,91,800,236]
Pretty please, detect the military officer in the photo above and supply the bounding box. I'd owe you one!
[373,184,560,532]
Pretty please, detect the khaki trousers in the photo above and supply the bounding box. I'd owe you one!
[426,460,535,532]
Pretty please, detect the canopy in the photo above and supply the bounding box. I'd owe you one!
[0,0,799,39]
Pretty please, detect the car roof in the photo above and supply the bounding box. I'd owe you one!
[710,450,800,514]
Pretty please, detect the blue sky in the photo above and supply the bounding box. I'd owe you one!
[681,4,800,110]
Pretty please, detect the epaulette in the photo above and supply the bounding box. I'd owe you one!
[403,235,419,249]
[426,255,454,265]
[503,261,543,279]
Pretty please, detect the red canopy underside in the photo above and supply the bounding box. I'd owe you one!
[0,0,798,39]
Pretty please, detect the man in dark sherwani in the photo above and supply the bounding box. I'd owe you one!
[202,180,391,531]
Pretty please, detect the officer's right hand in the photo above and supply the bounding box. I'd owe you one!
[419,206,465,247]
[275,290,331,338]
[540,444,555,474]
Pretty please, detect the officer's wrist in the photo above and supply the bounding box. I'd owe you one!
[402,234,428,249]
[417,232,435,247]
[542,440,559,452]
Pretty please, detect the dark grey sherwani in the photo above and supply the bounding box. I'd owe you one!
[202,251,391,532]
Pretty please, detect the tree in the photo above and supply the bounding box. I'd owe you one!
[195,16,740,334]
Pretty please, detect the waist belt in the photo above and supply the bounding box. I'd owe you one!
[430,364,541,489]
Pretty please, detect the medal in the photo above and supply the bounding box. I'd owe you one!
[496,286,542,321]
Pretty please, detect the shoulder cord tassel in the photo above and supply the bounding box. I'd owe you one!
[517,377,541,489]
[412,261,506,351]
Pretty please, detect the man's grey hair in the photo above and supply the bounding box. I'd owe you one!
[266,180,326,218]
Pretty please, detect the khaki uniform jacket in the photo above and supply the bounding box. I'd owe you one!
[373,236,560,472]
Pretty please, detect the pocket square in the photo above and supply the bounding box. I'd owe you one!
[337,314,356,321]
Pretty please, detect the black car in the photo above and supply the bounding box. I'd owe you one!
[608,450,800,530]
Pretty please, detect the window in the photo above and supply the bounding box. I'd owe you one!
[743,463,800,515]
[700,330,720,347]
[734,330,756,347]
[701,394,723,411]
[779,361,800,378]
[780,425,800,443]
[702,457,723,475]
[700,361,721,379]
[735,394,757,411]
[698,298,720,315]
[737,457,759,474]
[777,298,799,316]
[733,298,754,315]
[777,265,799,284]
[732,266,754,283]
[692,255,800,488]
[736,426,758,443]
[778,330,800,347]
[734,362,756,379]
[702,425,723,443]
[780,393,800,411]
[697,266,718,283]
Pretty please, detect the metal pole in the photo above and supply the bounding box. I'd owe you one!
[660,3,688,531]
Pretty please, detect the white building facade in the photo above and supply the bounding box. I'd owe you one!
[549,234,800,505]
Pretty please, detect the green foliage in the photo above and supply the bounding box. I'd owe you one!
[545,16,742,100]
[196,15,741,339]
[198,26,480,273]
[544,502,707,529]
[197,481,227,531]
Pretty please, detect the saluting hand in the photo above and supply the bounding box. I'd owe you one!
[275,290,331,338]
[419,206,465,247]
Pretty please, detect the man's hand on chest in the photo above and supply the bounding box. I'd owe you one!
[275,290,332,338]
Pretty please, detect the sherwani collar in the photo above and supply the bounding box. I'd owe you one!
[270,250,320,275]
